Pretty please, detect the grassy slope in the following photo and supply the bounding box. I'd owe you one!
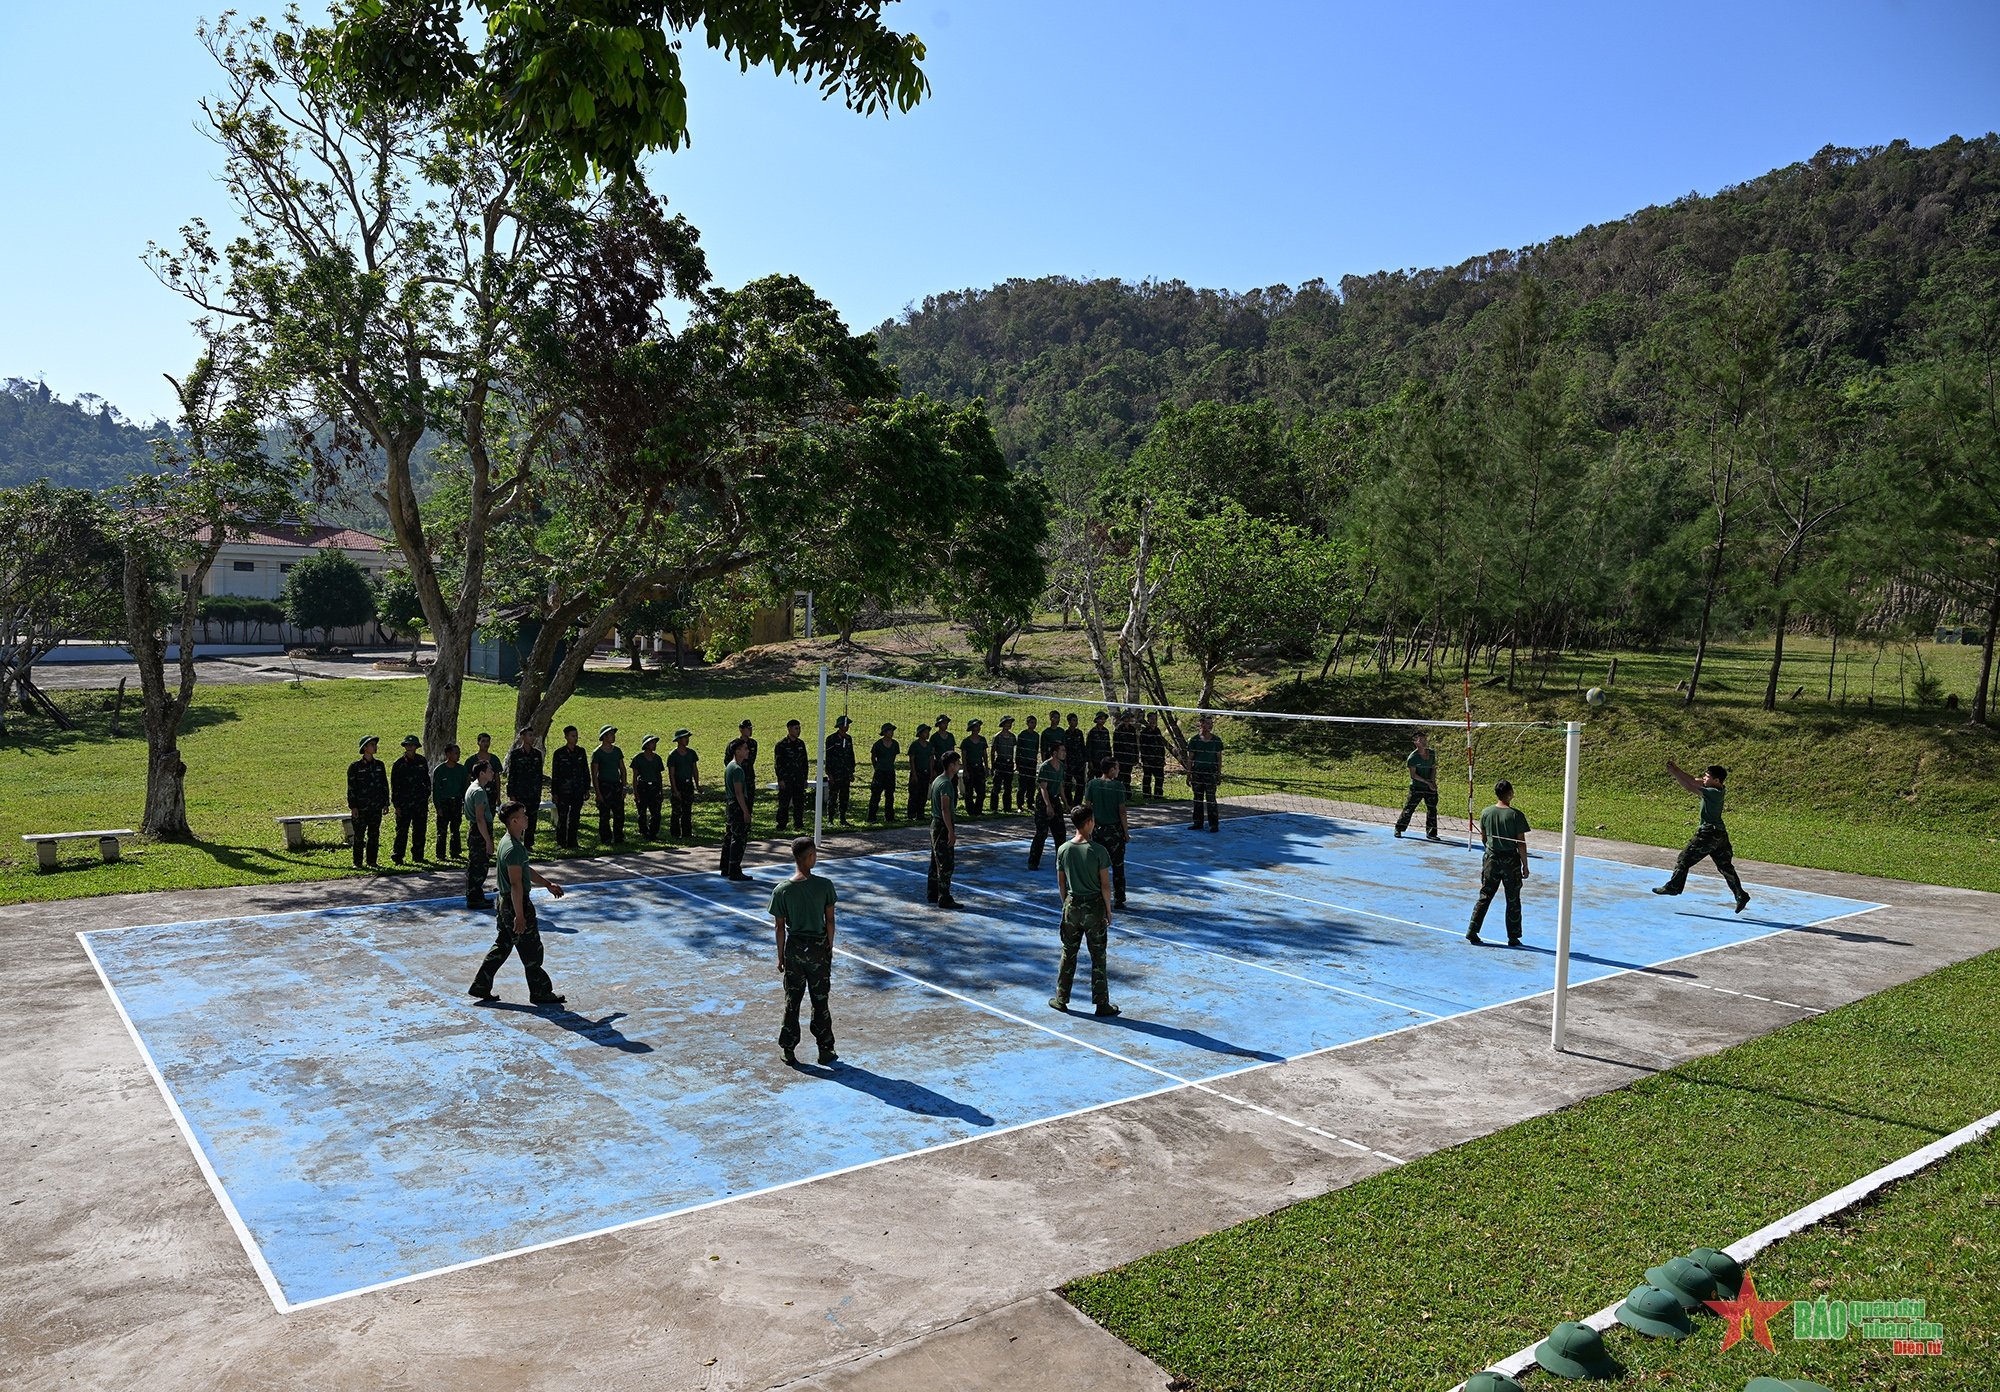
[1064,949,2000,1392]
[2,626,1994,905]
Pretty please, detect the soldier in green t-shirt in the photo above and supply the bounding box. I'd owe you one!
[1187,715,1224,831]
[868,722,901,823]
[961,718,989,817]
[591,725,627,845]
[1050,803,1118,1016]
[468,800,568,1006]
[430,743,471,859]
[1086,755,1130,909]
[720,740,755,882]
[631,734,666,840]
[905,723,934,821]
[770,836,839,1066]
[1028,743,1067,870]
[1653,760,1750,912]
[1467,780,1531,946]
[462,761,496,909]
[1017,715,1043,810]
[991,716,1020,815]
[926,751,963,910]
[666,729,700,839]
[929,713,956,767]
[1393,731,1443,841]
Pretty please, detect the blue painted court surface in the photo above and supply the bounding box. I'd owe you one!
[82,811,1879,1310]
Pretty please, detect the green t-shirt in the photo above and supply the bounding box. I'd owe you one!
[871,738,899,776]
[768,873,837,939]
[592,745,625,788]
[929,771,958,824]
[1086,776,1127,834]
[910,740,933,778]
[1190,732,1224,774]
[630,750,665,788]
[929,730,955,763]
[961,734,988,771]
[1699,785,1726,828]
[1036,757,1065,810]
[991,731,1016,765]
[496,832,532,902]
[1406,748,1437,786]
[1057,836,1111,907]
[463,781,491,829]
[431,761,470,808]
[725,760,752,806]
[1479,804,1531,865]
[1040,725,1064,759]
[666,746,699,789]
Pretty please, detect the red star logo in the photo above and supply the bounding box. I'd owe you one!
[1705,1272,1792,1352]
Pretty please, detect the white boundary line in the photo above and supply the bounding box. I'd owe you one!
[657,877,1410,1168]
[1449,1102,2000,1390]
[71,825,1889,1313]
[75,932,297,1315]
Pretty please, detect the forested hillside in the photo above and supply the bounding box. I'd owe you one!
[876,137,2000,461]
[875,136,2000,723]
[0,378,165,489]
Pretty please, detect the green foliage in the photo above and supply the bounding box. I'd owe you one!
[196,594,286,632]
[322,0,930,178]
[0,380,165,490]
[373,570,425,638]
[0,483,124,726]
[282,549,376,644]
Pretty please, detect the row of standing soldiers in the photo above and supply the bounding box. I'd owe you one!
[343,708,1182,869]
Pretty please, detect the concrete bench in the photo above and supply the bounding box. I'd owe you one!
[276,813,355,850]
[22,829,135,870]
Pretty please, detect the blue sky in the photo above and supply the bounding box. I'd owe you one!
[2,0,1995,424]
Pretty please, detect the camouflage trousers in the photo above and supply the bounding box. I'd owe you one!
[780,934,835,1055]
[927,821,956,901]
[1394,783,1439,836]
[1469,858,1523,940]
[1664,824,1745,897]
[1055,899,1110,1007]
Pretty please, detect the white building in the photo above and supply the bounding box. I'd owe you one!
[183,523,391,598]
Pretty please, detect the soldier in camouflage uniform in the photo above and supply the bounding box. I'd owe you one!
[1113,712,1140,795]
[1139,713,1166,799]
[770,836,839,1066]
[1393,730,1443,841]
[1467,780,1531,947]
[503,726,545,849]
[1062,714,1087,806]
[550,726,590,850]
[346,735,389,869]
[1017,715,1043,810]
[960,718,989,816]
[926,750,963,911]
[868,722,900,823]
[1653,760,1751,913]
[431,743,470,859]
[1085,712,1112,784]
[390,734,431,864]
[905,723,933,822]
[774,719,810,833]
[590,724,627,845]
[666,729,701,839]
[630,734,666,840]
[824,715,857,826]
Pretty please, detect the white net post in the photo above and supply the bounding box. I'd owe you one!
[1550,718,1583,1051]
[814,664,828,844]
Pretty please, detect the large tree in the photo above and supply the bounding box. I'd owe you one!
[117,346,302,836]
[323,0,930,178]
[0,483,125,735]
[151,12,643,759]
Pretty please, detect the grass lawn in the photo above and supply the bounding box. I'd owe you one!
[2,624,1995,904]
[1063,949,2000,1392]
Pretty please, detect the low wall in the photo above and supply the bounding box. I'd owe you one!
[44,643,285,663]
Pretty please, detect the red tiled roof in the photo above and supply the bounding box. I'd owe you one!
[190,522,390,552]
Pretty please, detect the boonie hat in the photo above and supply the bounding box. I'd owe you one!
[1534,1322,1616,1380]
[1745,1380,1833,1392]
[641,734,660,748]
[835,715,850,727]
[1464,1374,1524,1392]
[999,715,1014,725]
[1687,1247,1744,1300]
[599,725,616,739]
[674,728,692,740]
[967,718,982,728]
[401,734,420,747]
[1646,1256,1718,1310]
[1616,1284,1693,1339]
[359,735,379,751]
[880,722,896,734]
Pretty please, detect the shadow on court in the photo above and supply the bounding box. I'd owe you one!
[1081,1012,1284,1062]
[793,1060,996,1126]
[1678,909,1907,944]
[478,1000,654,1053]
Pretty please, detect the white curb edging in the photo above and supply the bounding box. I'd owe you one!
[1449,1104,2000,1389]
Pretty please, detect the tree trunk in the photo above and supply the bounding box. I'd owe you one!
[424,625,469,761]
[1762,597,1792,712]
[983,631,1006,675]
[1972,552,2000,726]
[141,713,190,835]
